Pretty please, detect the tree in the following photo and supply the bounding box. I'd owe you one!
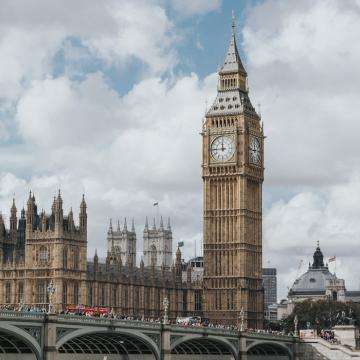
[281,299,360,333]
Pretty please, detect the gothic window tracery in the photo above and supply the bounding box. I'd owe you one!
[150,245,157,266]
[39,246,48,264]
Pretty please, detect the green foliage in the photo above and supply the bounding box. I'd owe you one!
[281,299,360,333]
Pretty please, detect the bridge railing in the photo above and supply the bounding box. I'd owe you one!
[171,324,239,336]
[0,310,46,321]
[245,331,294,340]
[56,314,161,330]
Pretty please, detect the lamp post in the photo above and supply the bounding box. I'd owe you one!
[47,281,55,314]
[294,315,298,337]
[239,307,245,332]
[163,296,169,324]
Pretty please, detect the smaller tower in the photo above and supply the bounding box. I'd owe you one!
[143,216,173,269]
[26,191,35,233]
[10,199,17,243]
[106,217,136,265]
[54,190,64,233]
[79,194,87,235]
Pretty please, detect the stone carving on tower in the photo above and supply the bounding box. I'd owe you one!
[202,16,264,328]
[143,217,172,269]
[107,218,136,266]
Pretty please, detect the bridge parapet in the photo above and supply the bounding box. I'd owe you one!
[0,310,46,321]
[171,324,239,337]
[56,314,161,330]
[245,331,295,341]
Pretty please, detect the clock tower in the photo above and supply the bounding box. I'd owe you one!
[202,17,264,328]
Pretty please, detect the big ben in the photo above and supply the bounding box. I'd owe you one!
[202,17,264,328]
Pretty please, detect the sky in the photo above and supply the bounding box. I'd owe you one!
[1,0,360,300]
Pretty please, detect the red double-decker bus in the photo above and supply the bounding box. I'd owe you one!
[65,305,109,317]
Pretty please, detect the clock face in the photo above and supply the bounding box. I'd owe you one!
[210,135,235,162]
[249,136,261,164]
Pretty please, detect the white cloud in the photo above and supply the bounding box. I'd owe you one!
[5,71,216,260]
[0,0,177,104]
[264,174,360,299]
[242,0,360,187]
[171,0,222,16]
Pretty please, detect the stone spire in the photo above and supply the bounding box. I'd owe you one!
[108,218,113,234]
[167,217,171,231]
[10,198,17,240]
[117,219,120,232]
[131,219,135,232]
[79,194,87,235]
[220,12,246,75]
[152,218,156,230]
[159,216,164,230]
[144,216,149,231]
[26,191,35,232]
[68,207,75,232]
[123,218,127,232]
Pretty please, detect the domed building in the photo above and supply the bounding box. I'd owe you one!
[287,243,346,314]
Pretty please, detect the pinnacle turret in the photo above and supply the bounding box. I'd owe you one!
[131,219,135,232]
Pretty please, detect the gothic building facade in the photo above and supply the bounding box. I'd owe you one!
[0,193,200,318]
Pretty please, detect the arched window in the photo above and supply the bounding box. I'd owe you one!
[73,282,79,304]
[73,249,79,270]
[39,246,48,264]
[150,245,157,266]
[37,280,47,303]
[63,282,67,305]
[63,247,68,269]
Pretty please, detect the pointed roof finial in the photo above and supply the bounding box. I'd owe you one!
[232,10,236,32]
[123,217,127,231]
[131,218,135,232]
[152,217,156,230]
[117,219,120,232]
[219,12,246,75]
[144,216,149,230]
[159,216,164,229]
[317,240,320,248]
[167,217,171,230]
[108,218,113,232]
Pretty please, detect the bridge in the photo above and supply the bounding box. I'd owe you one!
[0,311,299,360]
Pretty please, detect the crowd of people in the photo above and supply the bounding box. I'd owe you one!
[320,330,339,344]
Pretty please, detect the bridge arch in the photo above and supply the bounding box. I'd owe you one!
[171,334,238,359]
[0,323,42,360]
[57,328,160,360]
[246,341,292,359]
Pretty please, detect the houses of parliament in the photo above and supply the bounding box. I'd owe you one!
[0,18,264,328]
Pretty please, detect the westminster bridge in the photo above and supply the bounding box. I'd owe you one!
[0,311,300,360]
